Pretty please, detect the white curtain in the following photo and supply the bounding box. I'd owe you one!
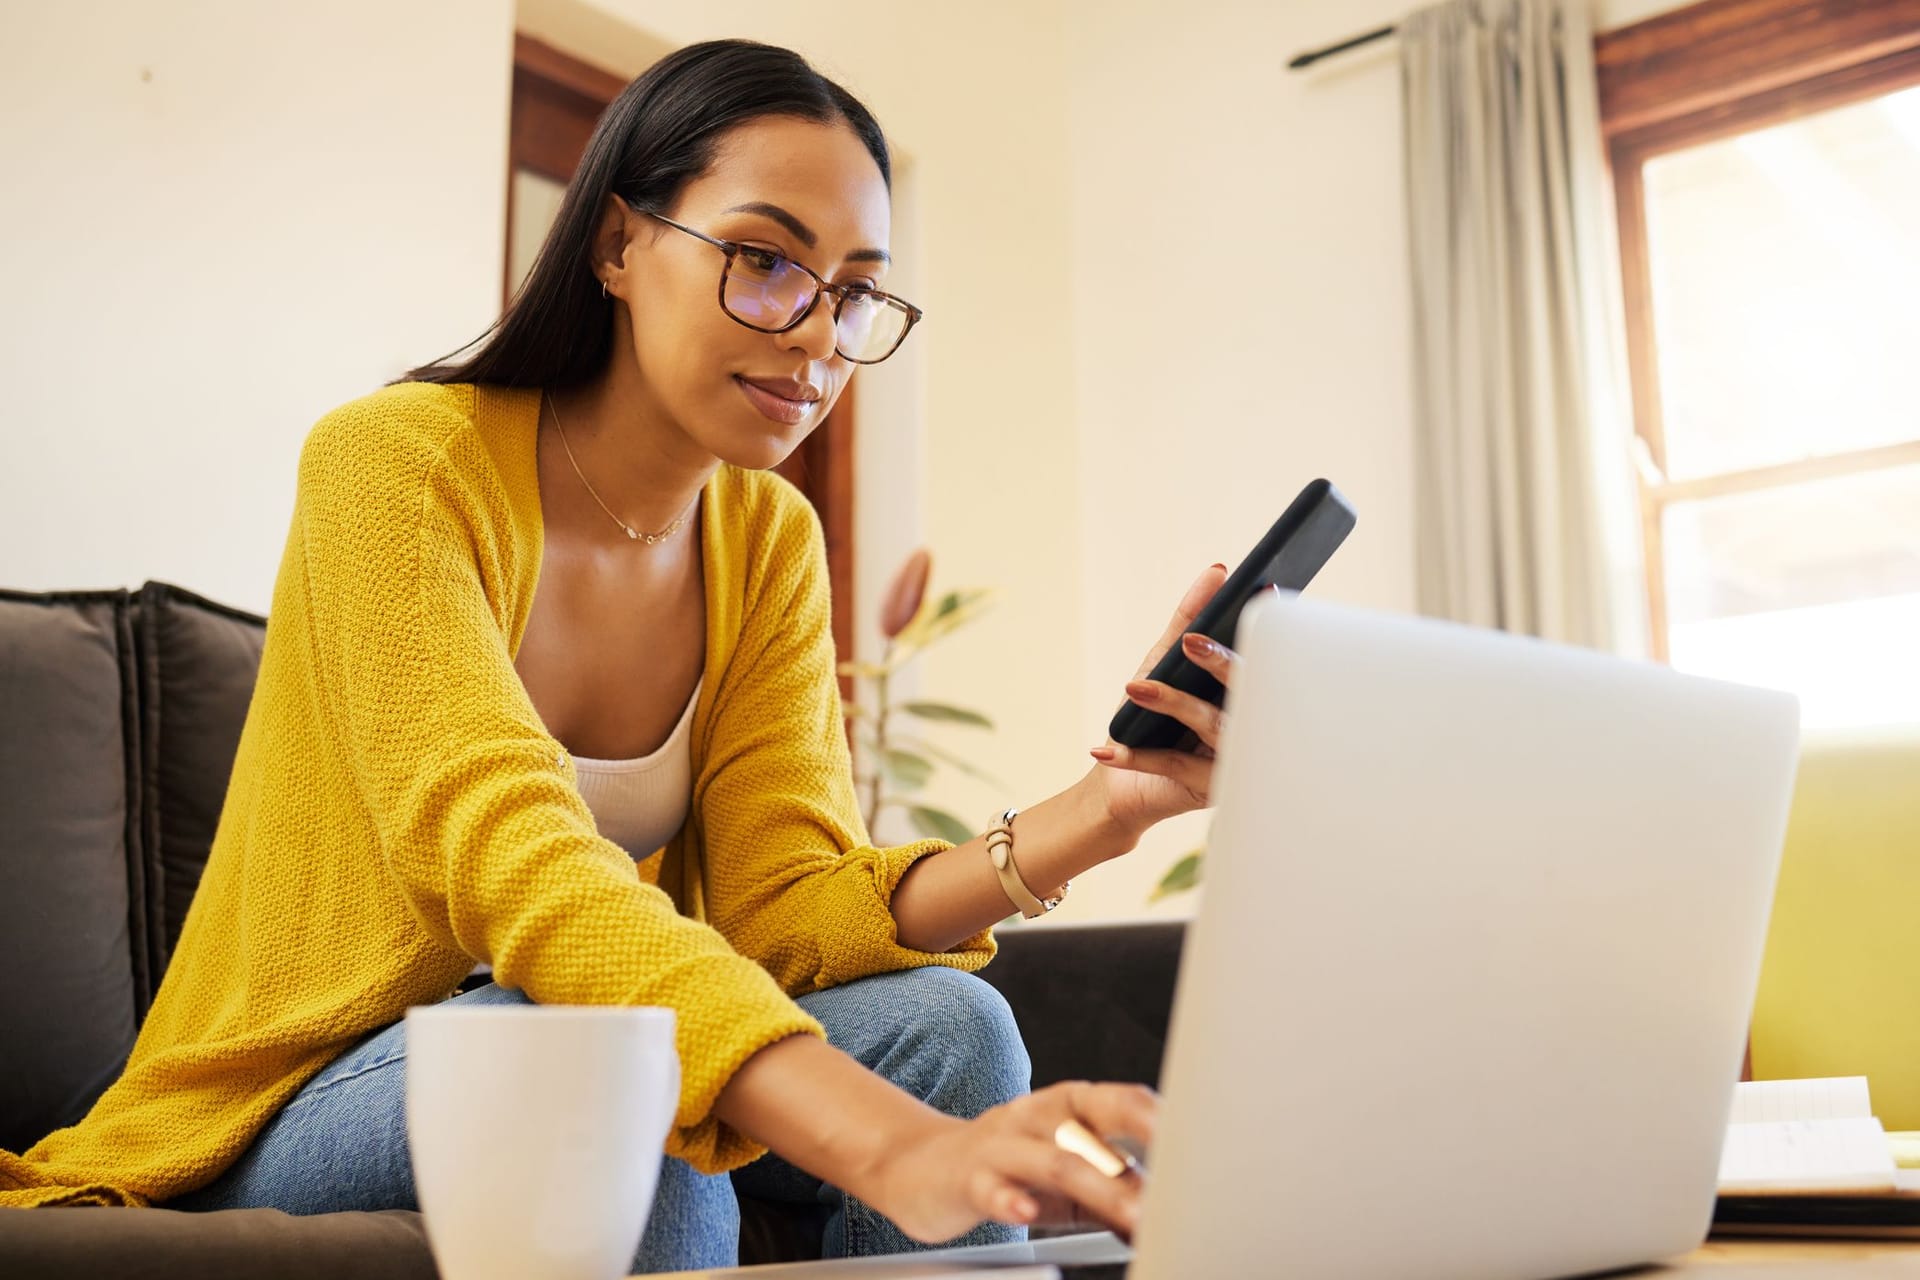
[1401,0,1644,651]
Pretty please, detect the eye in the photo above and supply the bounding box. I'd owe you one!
[733,245,787,279]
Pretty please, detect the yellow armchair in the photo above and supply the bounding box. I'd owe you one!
[1750,725,1920,1138]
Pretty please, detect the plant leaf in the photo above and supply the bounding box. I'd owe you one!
[1148,849,1205,902]
[880,748,934,791]
[880,549,932,640]
[919,588,993,636]
[891,587,995,658]
[899,701,994,729]
[907,805,975,844]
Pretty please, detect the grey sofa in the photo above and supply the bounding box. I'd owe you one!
[0,582,1185,1277]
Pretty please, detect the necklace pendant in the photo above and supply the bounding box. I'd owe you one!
[625,527,639,540]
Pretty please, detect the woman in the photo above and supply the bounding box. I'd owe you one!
[0,39,1239,1270]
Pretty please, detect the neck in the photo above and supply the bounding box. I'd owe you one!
[545,365,717,541]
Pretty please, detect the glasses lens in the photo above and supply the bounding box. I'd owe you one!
[837,293,911,363]
[723,247,816,329]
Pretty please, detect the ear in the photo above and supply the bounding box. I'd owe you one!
[590,195,647,297]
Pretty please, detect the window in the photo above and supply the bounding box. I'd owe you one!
[1599,0,1920,728]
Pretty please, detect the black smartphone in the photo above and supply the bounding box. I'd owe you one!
[1108,480,1357,753]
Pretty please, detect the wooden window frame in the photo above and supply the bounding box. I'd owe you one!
[1596,0,1920,661]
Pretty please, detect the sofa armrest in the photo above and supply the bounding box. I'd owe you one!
[977,920,1187,1091]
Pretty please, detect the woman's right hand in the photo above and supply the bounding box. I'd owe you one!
[859,1080,1158,1245]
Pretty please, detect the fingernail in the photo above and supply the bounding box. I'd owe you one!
[1182,633,1218,659]
[1125,680,1158,703]
[1090,746,1116,762]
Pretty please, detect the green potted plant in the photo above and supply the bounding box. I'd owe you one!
[840,549,1000,843]
[844,550,1206,905]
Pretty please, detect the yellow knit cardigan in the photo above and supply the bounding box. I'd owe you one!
[0,381,992,1208]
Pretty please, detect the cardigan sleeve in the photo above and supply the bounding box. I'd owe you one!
[697,489,997,996]
[294,400,821,1174]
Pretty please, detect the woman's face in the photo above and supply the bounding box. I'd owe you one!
[612,115,894,471]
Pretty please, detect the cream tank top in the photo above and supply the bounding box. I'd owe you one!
[569,675,703,860]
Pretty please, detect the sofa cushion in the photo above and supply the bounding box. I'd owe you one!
[133,582,267,979]
[979,921,1186,1092]
[0,1206,435,1280]
[0,590,147,1153]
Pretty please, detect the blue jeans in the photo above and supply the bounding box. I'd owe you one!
[168,967,1032,1272]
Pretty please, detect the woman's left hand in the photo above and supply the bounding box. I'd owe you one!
[1088,563,1242,834]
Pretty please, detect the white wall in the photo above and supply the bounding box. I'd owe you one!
[0,0,1081,879]
[1062,0,1421,918]
[1057,0,1689,920]
[0,1,514,611]
[1,0,1689,922]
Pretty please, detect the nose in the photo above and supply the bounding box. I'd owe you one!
[782,289,841,362]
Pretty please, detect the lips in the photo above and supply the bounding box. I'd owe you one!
[737,375,822,403]
[733,374,823,427]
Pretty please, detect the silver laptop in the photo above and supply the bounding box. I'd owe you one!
[660,594,1801,1280]
[1125,591,1801,1280]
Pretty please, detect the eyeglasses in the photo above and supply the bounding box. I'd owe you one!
[640,209,923,365]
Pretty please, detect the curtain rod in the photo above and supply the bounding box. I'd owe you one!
[1286,23,1398,71]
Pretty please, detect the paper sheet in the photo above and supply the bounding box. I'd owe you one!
[1719,1077,1900,1194]
[1720,1117,1897,1192]
[1728,1077,1874,1126]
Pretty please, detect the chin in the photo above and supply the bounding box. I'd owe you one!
[705,411,820,472]
[704,429,799,473]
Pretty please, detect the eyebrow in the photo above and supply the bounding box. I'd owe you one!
[724,201,892,266]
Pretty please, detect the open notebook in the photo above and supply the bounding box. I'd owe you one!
[1719,1076,1913,1195]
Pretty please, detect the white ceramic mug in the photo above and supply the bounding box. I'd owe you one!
[405,1002,680,1280]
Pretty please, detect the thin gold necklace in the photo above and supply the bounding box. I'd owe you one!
[545,395,695,546]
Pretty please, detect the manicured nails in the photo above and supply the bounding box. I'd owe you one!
[1090,746,1116,762]
[1124,680,1157,703]
[1182,633,1219,660]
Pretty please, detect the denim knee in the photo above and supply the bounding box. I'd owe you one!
[853,967,1033,1118]
[450,980,535,1008]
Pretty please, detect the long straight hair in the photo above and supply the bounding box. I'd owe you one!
[404,40,890,388]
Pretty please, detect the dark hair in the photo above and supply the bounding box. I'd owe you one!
[403,39,890,388]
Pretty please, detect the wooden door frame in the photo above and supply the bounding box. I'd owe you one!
[773,382,859,703]
[506,35,628,309]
